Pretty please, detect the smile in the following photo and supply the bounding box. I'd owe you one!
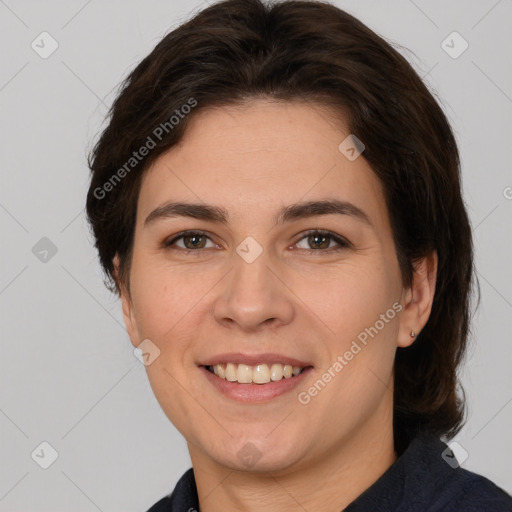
[199,353,313,402]
[206,362,305,384]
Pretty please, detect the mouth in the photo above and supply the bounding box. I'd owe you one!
[204,362,308,384]
[198,355,314,402]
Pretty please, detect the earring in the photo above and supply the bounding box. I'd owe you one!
[410,331,416,338]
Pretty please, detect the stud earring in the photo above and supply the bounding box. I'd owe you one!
[410,331,416,338]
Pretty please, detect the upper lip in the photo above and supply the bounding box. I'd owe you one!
[199,352,313,368]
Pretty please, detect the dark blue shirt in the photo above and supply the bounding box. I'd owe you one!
[146,434,512,511]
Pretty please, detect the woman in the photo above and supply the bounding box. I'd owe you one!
[86,0,512,510]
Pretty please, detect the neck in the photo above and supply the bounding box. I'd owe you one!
[189,401,397,512]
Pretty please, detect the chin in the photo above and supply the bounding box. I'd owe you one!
[206,432,307,474]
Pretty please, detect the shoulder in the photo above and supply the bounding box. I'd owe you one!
[144,468,198,512]
[145,496,171,512]
[346,432,512,511]
[434,467,512,511]
[404,434,512,511]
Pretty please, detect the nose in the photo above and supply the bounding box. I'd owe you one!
[212,249,295,332]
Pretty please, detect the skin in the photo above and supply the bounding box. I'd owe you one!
[118,100,437,512]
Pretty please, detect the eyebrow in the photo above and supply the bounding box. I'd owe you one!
[144,199,372,228]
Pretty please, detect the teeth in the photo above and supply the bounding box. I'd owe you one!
[225,363,237,382]
[253,364,270,384]
[270,363,283,381]
[210,363,304,384]
[237,364,253,384]
[216,364,225,379]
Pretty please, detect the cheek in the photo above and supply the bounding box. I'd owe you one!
[299,261,400,338]
[300,260,402,406]
[129,264,206,431]
[129,257,208,339]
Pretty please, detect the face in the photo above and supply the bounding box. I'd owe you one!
[120,100,433,474]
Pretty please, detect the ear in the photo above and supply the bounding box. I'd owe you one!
[397,250,438,348]
[113,254,140,348]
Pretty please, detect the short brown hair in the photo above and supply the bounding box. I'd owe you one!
[86,0,477,445]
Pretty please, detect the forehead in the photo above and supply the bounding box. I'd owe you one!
[137,100,389,233]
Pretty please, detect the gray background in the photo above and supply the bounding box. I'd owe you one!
[1,0,511,510]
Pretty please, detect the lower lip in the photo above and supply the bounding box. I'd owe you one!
[200,366,313,403]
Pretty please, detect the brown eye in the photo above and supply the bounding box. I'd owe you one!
[182,234,207,249]
[164,230,217,251]
[307,234,330,249]
[295,230,350,251]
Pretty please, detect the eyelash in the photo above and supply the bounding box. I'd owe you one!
[162,229,350,255]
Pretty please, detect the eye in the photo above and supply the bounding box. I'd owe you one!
[294,230,350,252]
[163,229,350,254]
[163,230,218,251]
